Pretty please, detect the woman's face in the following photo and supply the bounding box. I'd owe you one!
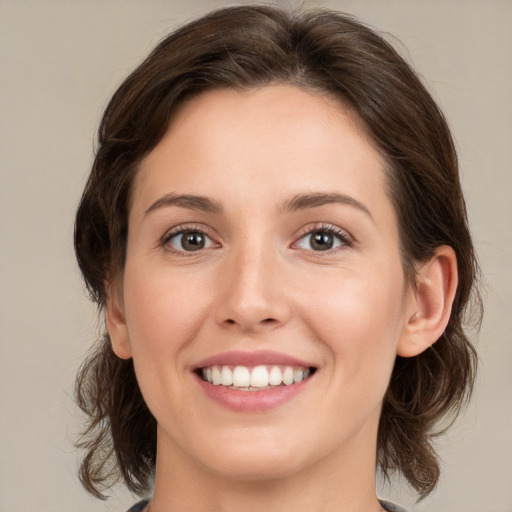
[109,85,416,481]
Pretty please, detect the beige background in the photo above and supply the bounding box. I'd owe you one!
[1,1,511,511]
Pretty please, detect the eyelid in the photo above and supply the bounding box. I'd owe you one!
[160,223,220,254]
[291,222,354,251]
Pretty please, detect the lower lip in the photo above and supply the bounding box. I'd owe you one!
[195,374,313,413]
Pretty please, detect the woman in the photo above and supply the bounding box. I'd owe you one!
[74,5,480,512]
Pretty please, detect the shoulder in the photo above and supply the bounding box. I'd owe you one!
[125,500,149,512]
[380,499,408,512]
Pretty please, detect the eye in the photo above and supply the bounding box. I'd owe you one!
[294,226,351,252]
[163,228,218,253]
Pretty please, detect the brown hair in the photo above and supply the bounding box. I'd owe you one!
[74,4,480,500]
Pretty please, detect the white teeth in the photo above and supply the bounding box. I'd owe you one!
[282,366,294,385]
[232,366,251,387]
[268,366,283,386]
[211,366,221,385]
[201,364,313,389]
[250,365,269,388]
[220,366,233,386]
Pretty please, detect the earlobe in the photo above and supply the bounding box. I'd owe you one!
[105,280,133,360]
[397,246,458,358]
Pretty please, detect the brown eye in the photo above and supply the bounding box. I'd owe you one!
[180,231,205,251]
[166,230,216,252]
[294,227,349,252]
[310,232,335,251]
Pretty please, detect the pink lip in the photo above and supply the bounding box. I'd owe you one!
[195,376,313,413]
[193,350,314,369]
[192,350,316,413]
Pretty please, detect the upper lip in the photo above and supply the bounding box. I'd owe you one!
[193,350,316,369]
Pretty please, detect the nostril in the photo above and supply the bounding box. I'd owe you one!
[220,315,282,330]
[224,318,275,325]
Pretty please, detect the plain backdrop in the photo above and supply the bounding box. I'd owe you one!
[1,1,511,511]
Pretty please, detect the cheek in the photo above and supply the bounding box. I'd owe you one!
[121,265,215,424]
[122,263,211,361]
[301,265,406,376]
[283,265,407,452]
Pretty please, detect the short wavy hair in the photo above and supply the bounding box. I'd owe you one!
[74,4,480,501]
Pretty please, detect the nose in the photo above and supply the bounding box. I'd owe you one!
[214,244,291,332]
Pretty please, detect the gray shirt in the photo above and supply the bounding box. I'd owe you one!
[126,498,407,511]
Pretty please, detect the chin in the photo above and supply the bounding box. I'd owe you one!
[207,452,307,482]
[193,431,315,482]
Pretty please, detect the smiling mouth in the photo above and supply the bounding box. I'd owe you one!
[197,364,317,391]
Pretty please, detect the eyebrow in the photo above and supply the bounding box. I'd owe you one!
[280,192,373,219]
[144,193,223,215]
[144,191,372,220]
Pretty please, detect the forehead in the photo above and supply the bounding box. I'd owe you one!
[133,85,393,226]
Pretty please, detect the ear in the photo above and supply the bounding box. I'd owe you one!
[397,246,458,358]
[105,280,133,360]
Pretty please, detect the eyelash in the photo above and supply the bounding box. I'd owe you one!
[160,223,353,255]
[293,223,353,253]
[161,224,218,255]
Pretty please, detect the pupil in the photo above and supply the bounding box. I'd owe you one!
[311,232,333,251]
[182,232,204,251]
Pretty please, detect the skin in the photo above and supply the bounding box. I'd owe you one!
[107,85,457,512]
